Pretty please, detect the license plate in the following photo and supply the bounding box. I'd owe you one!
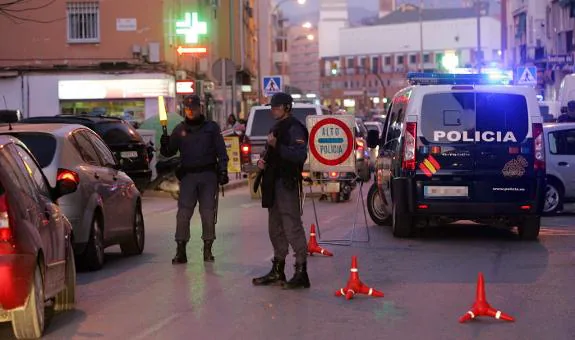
[424,186,468,197]
[325,182,340,193]
[120,151,138,158]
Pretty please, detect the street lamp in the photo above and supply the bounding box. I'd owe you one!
[302,22,312,29]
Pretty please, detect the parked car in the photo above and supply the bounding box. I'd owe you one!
[354,118,371,181]
[0,127,77,339]
[20,115,152,193]
[364,121,384,170]
[543,122,575,214]
[0,122,145,271]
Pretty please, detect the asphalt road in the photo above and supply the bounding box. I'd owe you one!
[1,183,575,340]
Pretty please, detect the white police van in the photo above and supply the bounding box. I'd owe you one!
[366,73,545,240]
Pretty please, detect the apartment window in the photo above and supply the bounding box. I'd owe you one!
[409,54,417,64]
[384,56,391,66]
[397,55,404,65]
[371,56,379,73]
[423,53,430,63]
[67,2,100,43]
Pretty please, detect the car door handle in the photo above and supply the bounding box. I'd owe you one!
[94,173,100,179]
[558,162,569,166]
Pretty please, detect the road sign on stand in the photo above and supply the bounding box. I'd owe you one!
[516,66,537,85]
[262,76,282,97]
[306,115,356,173]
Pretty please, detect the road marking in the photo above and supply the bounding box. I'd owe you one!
[131,314,181,340]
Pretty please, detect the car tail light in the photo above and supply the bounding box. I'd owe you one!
[0,193,12,242]
[402,122,417,170]
[532,123,545,171]
[240,142,251,164]
[329,171,339,179]
[57,169,80,184]
[356,138,365,152]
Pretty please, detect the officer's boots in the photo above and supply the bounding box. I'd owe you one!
[203,240,215,262]
[252,258,286,286]
[172,241,188,264]
[282,262,310,290]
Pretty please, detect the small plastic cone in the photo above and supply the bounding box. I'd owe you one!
[459,272,515,323]
[307,224,333,256]
[335,256,384,300]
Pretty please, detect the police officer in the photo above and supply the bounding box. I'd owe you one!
[557,100,575,123]
[252,92,310,290]
[160,95,229,264]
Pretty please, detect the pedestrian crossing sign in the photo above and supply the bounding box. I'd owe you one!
[262,76,282,97]
[516,66,537,85]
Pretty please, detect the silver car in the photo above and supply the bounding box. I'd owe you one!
[543,122,575,214]
[0,123,145,270]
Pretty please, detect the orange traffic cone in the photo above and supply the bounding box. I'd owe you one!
[459,272,515,323]
[335,256,384,300]
[308,224,333,256]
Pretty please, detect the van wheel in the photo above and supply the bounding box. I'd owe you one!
[543,180,563,214]
[11,264,45,339]
[392,200,413,238]
[518,216,541,241]
[54,239,76,312]
[367,184,391,226]
[81,214,105,271]
[120,203,145,256]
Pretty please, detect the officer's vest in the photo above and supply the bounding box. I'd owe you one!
[270,116,308,181]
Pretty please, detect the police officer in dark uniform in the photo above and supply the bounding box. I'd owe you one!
[252,92,310,290]
[558,100,575,123]
[160,95,229,264]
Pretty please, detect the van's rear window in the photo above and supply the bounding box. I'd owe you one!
[420,92,529,144]
[249,108,315,136]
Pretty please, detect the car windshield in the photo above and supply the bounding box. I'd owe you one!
[249,108,316,136]
[7,133,57,168]
[420,92,529,144]
[92,121,143,145]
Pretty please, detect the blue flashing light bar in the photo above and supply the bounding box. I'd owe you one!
[406,72,512,86]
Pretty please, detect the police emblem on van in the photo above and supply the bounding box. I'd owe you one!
[502,155,528,178]
[433,131,517,143]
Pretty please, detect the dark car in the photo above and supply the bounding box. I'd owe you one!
[0,130,78,339]
[20,115,152,192]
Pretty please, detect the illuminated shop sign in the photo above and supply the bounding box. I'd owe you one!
[58,79,175,100]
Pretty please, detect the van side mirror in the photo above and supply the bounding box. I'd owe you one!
[366,129,380,148]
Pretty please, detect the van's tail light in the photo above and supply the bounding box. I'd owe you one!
[57,169,80,184]
[329,171,339,179]
[0,193,13,243]
[402,122,417,170]
[532,123,545,171]
[240,142,251,164]
[356,138,365,152]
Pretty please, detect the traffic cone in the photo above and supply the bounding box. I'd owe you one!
[307,224,333,256]
[459,272,515,323]
[335,256,384,300]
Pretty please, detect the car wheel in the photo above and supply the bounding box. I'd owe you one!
[81,214,105,271]
[518,216,541,241]
[543,181,563,214]
[392,199,413,238]
[120,202,145,256]
[11,264,45,339]
[367,184,391,226]
[54,238,76,312]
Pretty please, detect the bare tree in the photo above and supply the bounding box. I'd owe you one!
[0,0,63,24]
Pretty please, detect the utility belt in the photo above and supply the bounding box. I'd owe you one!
[176,163,216,180]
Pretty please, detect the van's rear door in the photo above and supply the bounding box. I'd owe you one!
[473,91,534,203]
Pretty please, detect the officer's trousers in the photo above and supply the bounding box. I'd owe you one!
[268,179,307,264]
[175,171,218,242]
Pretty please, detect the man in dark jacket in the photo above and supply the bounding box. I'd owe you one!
[160,95,229,264]
[252,92,311,290]
[557,100,575,123]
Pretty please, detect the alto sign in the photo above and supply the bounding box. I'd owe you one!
[433,131,518,143]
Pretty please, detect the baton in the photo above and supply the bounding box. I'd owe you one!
[214,184,220,224]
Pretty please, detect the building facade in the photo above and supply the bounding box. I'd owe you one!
[0,0,257,125]
[287,25,319,96]
[319,4,502,113]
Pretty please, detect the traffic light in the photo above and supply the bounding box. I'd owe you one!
[330,62,337,75]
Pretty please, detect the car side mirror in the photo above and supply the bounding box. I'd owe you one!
[366,130,380,148]
[54,178,78,200]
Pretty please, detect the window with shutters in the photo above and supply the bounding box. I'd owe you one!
[67,2,100,43]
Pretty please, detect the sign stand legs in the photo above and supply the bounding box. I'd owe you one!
[303,180,370,247]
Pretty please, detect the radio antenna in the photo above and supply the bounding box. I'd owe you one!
[2,96,7,109]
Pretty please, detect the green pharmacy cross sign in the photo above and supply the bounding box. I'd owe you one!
[175,12,207,44]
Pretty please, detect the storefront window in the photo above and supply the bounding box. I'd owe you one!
[60,100,146,123]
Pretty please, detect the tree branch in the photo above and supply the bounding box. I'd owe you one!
[0,0,63,23]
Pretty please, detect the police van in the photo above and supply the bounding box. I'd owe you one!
[366,73,545,240]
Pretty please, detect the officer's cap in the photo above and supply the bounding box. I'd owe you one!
[183,95,202,108]
[269,92,293,107]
